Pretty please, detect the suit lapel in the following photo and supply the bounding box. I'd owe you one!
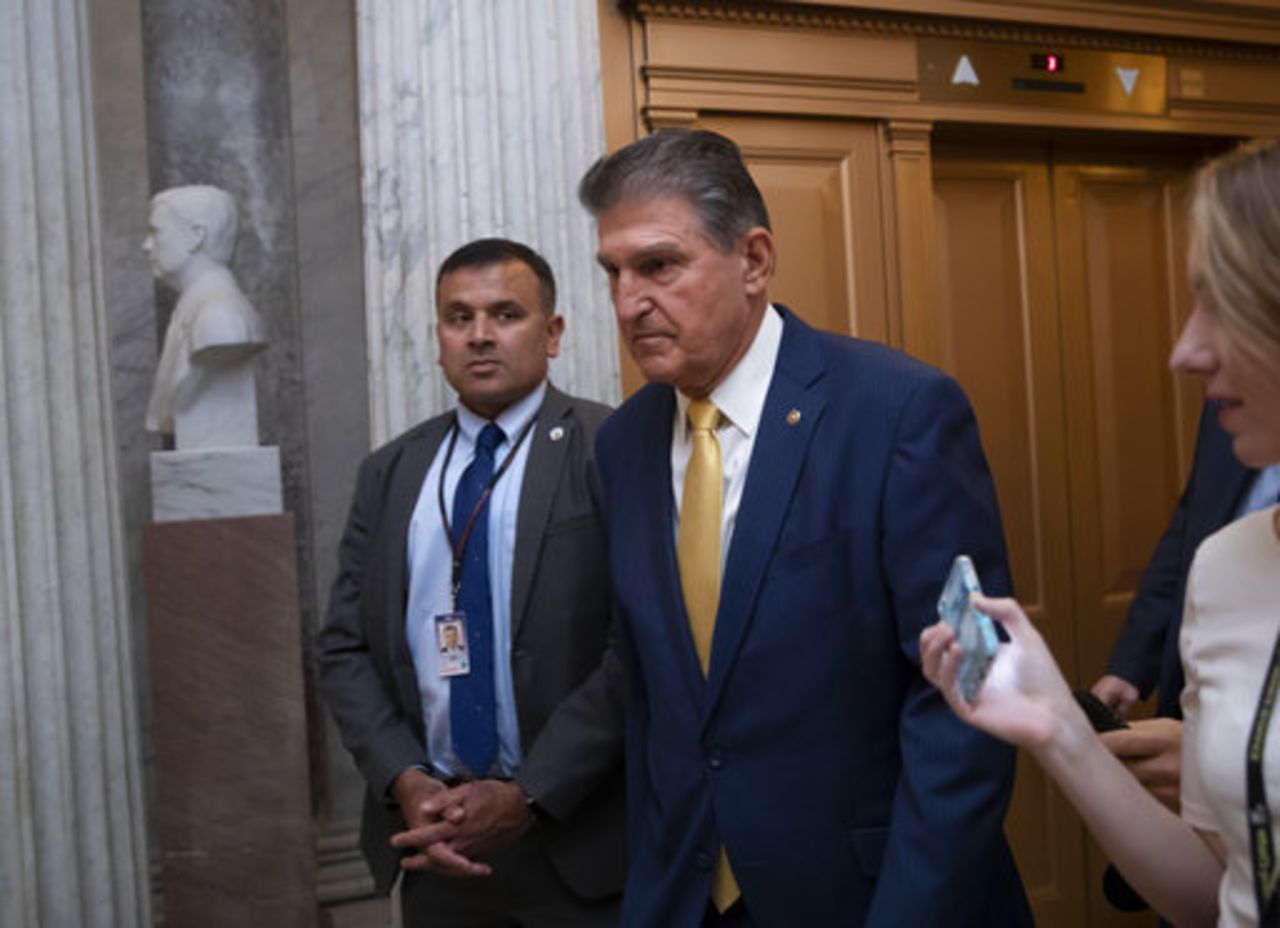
[704,311,826,722]
[1191,417,1256,543]
[383,415,451,713]
[636,387,711,706]
[510,385,572,637]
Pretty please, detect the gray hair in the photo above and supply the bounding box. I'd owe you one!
[151,185,239,263]
[578,129,771,252]
[1191,139,1280,373]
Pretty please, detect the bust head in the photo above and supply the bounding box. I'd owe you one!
[143,185,239,284]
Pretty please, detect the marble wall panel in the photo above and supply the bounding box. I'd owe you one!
[357,0,621,445]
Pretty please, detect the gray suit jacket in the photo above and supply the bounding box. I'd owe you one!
[317,384,626,899]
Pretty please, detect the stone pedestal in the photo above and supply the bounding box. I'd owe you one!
[151,446,283,522]
[145,514,316,927]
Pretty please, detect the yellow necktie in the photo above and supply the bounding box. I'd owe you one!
[677,398,740,912]
[679,398,722,675]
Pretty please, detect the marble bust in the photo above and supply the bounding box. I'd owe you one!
[143,185,265,449]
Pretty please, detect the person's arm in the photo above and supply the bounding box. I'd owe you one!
[513,638,627,818]
[510,441,626,822]
[1099,718,1184,812]
[318,451,495,878]
[921,596,1224,927]
[1095,406,1217,714]
[315,453,428,801]
[866,373,1021,926]
[1093,486,1192,713]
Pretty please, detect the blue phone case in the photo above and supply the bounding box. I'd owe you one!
[936,555,1000,702]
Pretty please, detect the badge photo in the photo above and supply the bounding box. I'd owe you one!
[435,614,470,677]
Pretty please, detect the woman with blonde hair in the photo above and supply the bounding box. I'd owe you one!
[922,138,1280,928]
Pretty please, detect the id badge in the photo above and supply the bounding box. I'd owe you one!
[435,613,470,677]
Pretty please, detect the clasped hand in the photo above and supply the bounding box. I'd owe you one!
[388,770,533,878]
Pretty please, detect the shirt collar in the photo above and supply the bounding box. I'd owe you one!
[455,380,547,447]
[677,304,783,439]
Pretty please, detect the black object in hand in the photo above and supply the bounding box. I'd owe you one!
[1073,690,1130,733]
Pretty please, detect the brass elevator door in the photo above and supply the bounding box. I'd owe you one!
[932,136,1211,928]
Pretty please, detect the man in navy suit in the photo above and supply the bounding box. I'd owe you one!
[1094,405,1260,723]
[578,129,1031,927]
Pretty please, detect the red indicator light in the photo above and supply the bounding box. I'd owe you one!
[1031,53,1064,73]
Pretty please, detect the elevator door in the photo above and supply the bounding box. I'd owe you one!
[696,113,1213,926]
[933,136,1207,928]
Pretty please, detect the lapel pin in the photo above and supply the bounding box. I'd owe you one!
[549,425,565,442]
[786,409,802,427]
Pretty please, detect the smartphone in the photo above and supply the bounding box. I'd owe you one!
[936,555,1000,702]
[1073,690,1130,733]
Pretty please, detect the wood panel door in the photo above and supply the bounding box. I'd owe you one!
[1052,155,1200,928]
[933,154,1087,928]
[696,115,891,343]
[934,139,1203,928]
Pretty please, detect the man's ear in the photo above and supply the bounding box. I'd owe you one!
[740,226,776,297]
[545,313,565,359]
[187,223,208,256]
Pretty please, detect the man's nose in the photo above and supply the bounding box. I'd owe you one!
[467,315,495,343]
[613,271,649,321]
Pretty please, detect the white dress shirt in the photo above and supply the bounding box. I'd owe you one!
[670,305,783,568]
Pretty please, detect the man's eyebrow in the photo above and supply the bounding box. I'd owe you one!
[615,243,684,264]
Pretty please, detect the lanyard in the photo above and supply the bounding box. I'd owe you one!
[435,414,537,610]
[1247,627,1280,928]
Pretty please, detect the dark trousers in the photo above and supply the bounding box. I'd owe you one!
[702,900,752,928]
[400,829,620,928]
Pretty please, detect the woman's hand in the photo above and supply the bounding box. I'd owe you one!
[920,595,1081,752]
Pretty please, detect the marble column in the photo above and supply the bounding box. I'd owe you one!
[357,0,620,444]
[0,0,151,924]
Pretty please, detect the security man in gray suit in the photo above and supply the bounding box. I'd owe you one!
[318,238,625,926]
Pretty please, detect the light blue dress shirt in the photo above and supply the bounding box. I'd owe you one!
[1238,463,1280,517]
[404,382,545,778]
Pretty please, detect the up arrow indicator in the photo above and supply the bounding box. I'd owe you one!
[952,55,980,86]
[1116,67,1140,96]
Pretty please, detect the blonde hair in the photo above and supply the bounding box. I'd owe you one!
[1190,139,1280,374]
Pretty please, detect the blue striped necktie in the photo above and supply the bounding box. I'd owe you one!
[449,422,503,776]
